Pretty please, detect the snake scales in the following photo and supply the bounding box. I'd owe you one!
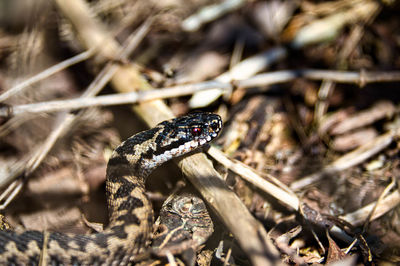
[0,113,222,265]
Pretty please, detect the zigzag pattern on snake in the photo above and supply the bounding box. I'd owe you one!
[0,112,222,265]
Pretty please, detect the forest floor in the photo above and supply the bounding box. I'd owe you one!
[1,0,400,265]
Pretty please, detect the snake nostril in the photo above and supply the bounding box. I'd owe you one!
[210,122,219,131]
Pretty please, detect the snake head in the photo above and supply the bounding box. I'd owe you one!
[157,112,222,157]
[110,113,223,177]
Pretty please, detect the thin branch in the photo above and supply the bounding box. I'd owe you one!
[4,68,400,117]
[236,69,400,88]
[0,49,94,102]
[0,81,231,117]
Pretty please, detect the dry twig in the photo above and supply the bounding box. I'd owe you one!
[4,68,400,118]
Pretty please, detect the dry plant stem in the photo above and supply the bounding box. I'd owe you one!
[0,49,94,102]
[236,69,400,88]
[314,80,335,123]
[290,131,395,190]
[6,68,400,117]
[177,153,281,265]
[54,0,282,265]
[40,231,50,265]
[1,81,231,117]
[0,159,27,188]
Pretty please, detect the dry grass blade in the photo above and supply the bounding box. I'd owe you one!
[54,0,282,265]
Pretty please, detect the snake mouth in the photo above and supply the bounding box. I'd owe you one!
[180,133,217,153]
[199,130,219,146]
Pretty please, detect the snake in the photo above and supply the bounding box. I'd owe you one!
[0,112,222,265]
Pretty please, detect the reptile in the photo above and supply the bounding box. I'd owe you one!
[0,112,222,265]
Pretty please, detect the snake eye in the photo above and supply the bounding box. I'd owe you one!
[191,127,202,137]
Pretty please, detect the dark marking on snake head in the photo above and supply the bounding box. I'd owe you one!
[117,127,160,156]
[145,139,182,158]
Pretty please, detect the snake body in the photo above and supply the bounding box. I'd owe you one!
[0,113,222,265]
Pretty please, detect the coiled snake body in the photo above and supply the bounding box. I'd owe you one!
[0,113,222,265]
